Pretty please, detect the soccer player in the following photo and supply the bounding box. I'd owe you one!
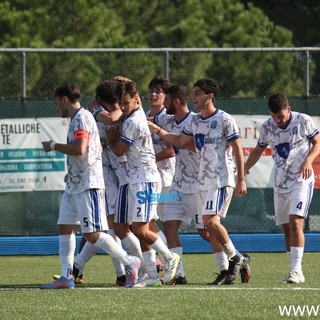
[149,84,245,285]
[244,92,320,284]
[144,76,175,277]
[40,83,141,289]
[68,80,128,286]
[148,84,203,284]
[149,78,248,284]
[146,76,175,219]
[106,80,180,287]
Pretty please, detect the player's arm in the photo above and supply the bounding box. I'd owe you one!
[229,138,247,197]
[148,121,192,148]
[149,116,175,160]
[155,141,175,162]
[42,130,89,156]
[300,134,320,179]
[95,107,123,125]
[106,126,128,157]
[244,144,266,175]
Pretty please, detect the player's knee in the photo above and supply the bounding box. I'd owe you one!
[83,232,100,244]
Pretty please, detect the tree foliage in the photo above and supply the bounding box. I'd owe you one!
[0,0,310,98]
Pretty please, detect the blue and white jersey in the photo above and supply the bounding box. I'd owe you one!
[89,104,107,148]
[66,107,105,194]
[183,109,239,190]
[102,120,127,187]
[258,111,319,192]
[146,107,175,188]
[120,107,161,185]
[155,111,199,193]
[88,104,127,186]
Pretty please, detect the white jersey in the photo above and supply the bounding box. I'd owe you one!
[155,111,199,193]
[103,144,128,186]
[258,111,319,192]
[89,104,127,185]
[120,107,161,185]
[183,109,239,190]
[66,107,105,194]
[146,108,175,187]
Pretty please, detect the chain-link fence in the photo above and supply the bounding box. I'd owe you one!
[1,47,320,235]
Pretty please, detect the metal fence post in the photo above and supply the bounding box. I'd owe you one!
[304,50,310,97]
[163,51,169,80]
[21,51,26,100]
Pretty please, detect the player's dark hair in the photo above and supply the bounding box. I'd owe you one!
[148,75,171,91]
[193,78,219,102]
[165,84,190,105]
[95,80,118,104]
[268,93,289,113]
[115,80,137,102]
[54,84,81,103]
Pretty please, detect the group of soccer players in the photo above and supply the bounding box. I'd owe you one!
[40,75,320,289]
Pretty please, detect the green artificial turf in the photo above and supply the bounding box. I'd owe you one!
[0,253,319,319]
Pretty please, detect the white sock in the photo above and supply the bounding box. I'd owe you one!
[235,249,243,259]
[74,241,100,272]
[290,246,304,272]
[286,251,291,267]
[142,250,157,279]
[214,251,229,272]
[94,233,132,266]
[59,234,76,280]
[122,232,143,262]
[170,247,184,277]
[108,229,125,276]
[221,241,236,260]
[150,237,173,261]
[157,229,167,246]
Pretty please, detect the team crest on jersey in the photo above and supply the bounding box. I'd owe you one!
[195,133,205,150]
[210,120,218,129]
[275,142,290,159]
[292,126,298,135]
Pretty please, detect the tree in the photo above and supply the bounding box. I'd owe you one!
[0,0,309,98]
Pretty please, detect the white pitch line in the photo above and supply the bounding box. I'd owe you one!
[1,286,320,291]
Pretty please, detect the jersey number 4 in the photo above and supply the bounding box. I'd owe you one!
[296,201,303,210]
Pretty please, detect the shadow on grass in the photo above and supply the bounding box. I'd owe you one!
[0,283,120,290]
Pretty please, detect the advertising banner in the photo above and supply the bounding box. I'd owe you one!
[1,115,320,192]
[0,118,68,192]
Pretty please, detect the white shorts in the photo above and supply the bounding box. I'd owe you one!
[274,181,314,225]
[163,191,203,228]
[58,189,108,232]
[198,186,234,218]
[157,185,168,220]
[115,182,161,224]
[104,169,119,216]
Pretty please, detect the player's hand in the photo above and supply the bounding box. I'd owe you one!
[147,121,160,134]
[235,178,247,198]
[106,126,120,144]
[300,160,313,179]
[42,140,52,152]
[86,98,100,113]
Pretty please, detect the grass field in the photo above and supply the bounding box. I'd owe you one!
[1,253,320,319]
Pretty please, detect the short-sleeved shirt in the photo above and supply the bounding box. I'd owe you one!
[258,111,319,192]
[182,109,239,190]
[90,104,127,185]
[66,107,105,194]
[146,108,175,188]
[120,107,160,185]
[155,111,199,193]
